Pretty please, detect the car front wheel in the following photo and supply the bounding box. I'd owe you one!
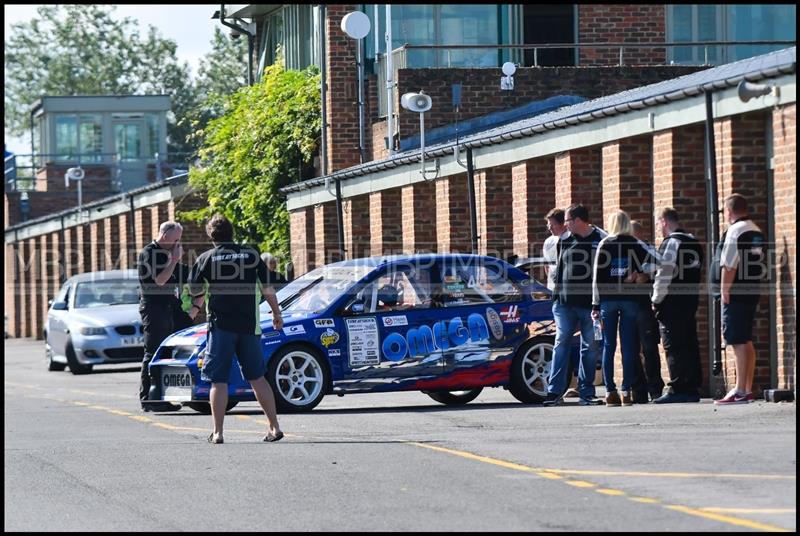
[45,342,66,372]
[267,345,328,413]
[426,388,483,405]
[509,337,555,404]
[66,341,93,375]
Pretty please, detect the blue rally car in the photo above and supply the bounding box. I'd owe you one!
[147,254,576,413]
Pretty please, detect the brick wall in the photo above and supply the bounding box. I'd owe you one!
[289,207,314,276]
[511,157,556,259]
[476,165,514,258]
[577,4,666,66]
[401,181,438,254]
[344,195,371,259]
[314,202,340,266]
[601,136,653,236]
[369,190,403,256]
[772,103,796,391]
[392,66,702,145]
[555,148,603,223]
[435,174,472,253]
[5,241,21,337]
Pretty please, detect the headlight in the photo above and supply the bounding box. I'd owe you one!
[80,327,107,336]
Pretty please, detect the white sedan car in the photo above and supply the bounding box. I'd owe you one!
[45,270,144,374]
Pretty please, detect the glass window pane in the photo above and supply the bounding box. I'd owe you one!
[439,5,499,67]
[393,5,435,67]
[54,116,78,159]
[78,114,103,163]
[728,4,796,61]
[670,5,694,63]
[114,123,142,161]
[146,114,160,158]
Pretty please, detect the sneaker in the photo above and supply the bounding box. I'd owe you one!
[542,392,564,406]
[579,396,605,406]
[621,391,633,406]
[652,392,688,404]
[632,391,650,404]
[605,391,621,407]
[564,388,580,398]
[684,392,701,403]
[649,390,664,402]
[738,392,755,403]
[714,388,747,405]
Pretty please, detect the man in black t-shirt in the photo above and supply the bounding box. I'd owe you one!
[188,214,284,444]
[137,220,190,411]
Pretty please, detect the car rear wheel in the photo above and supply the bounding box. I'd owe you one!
[509,337,555,404]
[185,400,238,414]
[426,388,483,405]
[45,342,66,372]
[267,345,328,413]
[66,342,93,375]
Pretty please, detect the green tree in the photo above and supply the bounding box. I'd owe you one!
[185,63,321,264]
[4,5,196,156]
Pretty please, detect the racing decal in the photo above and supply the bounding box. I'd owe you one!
[382,313,491,362]
[485,308,504,340]
[262,330,280,338]
[499,305,520,324]
[314,318,335,328]
[328,349,341,357]
[283,324,306,336]
[320,328,340,347]
[382,315,408,327]
[345,317,380,367]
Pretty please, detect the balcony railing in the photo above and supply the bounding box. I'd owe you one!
[375,39,795,117]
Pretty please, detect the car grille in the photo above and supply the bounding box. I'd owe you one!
[114,325,137,335]
[104,347,144,360]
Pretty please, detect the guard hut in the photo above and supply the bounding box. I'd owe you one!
[5,95,171,224]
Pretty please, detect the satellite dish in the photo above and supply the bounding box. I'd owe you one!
[502,62,517,76]
[341,11,371,39]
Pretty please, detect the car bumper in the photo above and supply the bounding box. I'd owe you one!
[73,334,144,365]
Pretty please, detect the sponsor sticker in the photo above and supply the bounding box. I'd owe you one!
[328,349,341,357]
[486,308,504,340]
[314,318,335,328]
[262,330,280,338]
[346,317,380,366]
[382,315,408,327]
[499,305,520,324]
[320,328,340,347]
[283,324,306,336]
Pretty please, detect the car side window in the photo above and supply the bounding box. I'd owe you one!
[347,265,434,314]
[55,284,70,307]
[435,261,521,307]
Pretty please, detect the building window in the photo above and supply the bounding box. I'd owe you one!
[54,114,103,163]
[145,114,160,159]
[668,4,795,65]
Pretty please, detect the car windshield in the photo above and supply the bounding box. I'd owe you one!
[259,265,372,318]
[74,279,140,308]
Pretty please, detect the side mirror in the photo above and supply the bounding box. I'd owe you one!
[51,301,68,311]
[350,302,365,314]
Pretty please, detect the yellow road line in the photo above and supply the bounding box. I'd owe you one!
[701,508,796,515]
[543,468,796,480]
[406,442,793,532]
[665,505,792,532]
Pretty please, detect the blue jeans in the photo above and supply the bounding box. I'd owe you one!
[549,302,599,398]
[600,300,639,393]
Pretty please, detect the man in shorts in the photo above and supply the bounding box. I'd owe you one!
[715,194,766,405]
[188,214,284,443]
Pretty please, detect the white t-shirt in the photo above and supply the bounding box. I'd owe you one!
[543,231,570,291]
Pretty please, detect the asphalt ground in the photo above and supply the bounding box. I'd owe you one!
[4,338,796,532]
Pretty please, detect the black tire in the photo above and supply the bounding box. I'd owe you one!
[184,400,238,414]
[426,388,483,405]
[66,342,93,375]
[45,342,66,371]
[267,344,329,413]
[509,336,555,404]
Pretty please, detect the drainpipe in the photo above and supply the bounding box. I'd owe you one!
[220,4,255,85]
[129,193,137,266]
[465,147,479,254]
[385,5,394,155]
[704,90,722,392]
[59,215,66,284]
[319,4,328,176]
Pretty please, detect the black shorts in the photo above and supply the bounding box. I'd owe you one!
[722,296,759,345]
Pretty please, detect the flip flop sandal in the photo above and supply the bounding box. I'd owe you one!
[263,431,284,443]
[207,433,223,444]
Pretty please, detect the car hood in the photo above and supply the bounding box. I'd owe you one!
[67,304,141,327]
[161,311,312,347]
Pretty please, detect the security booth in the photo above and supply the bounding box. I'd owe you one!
[27,95,171,192]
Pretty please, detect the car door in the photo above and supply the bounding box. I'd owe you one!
[434,258,527,378]
[47,283,71,356]
[339,261,444,392]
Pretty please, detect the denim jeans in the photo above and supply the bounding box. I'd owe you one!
[600,300,639,393]
[550,302,599,399]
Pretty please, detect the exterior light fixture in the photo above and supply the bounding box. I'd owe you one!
[501,62,517,91]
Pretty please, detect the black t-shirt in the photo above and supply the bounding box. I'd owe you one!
[554,228,605,309]
[137,240,189,309]
[189,243,272,335]
[592,234,654,306]
[716,217,767,301]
